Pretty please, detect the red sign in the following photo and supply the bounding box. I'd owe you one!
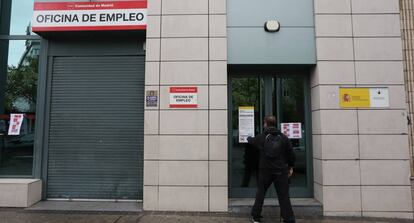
[32,1,147,32]
[170,87,198,108]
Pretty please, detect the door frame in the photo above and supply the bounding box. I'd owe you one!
[227,66,314,198]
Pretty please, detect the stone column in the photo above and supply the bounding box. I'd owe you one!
[143,0,228,212]
[313,0,413,219]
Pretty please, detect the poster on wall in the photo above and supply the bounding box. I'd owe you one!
[32,1,147,32]
[340,87,389,108]
[146,90,158,107]
[8,114,24,136]
[239,106,255,143]
[281,122,302,139]
[169,87,198,108]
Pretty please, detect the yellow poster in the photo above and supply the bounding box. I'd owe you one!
[339,88,370,108]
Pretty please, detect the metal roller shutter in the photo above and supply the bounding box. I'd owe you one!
[47,56,144,200]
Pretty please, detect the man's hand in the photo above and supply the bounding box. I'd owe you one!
[288,167,294,177]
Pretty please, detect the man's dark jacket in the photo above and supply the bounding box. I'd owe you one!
[247,127,295,170]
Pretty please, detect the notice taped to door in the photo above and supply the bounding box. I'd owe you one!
[239,107,255,143]
[8,114,24,136]
[281,122,302,139]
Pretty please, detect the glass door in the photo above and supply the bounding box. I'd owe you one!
[229,74,312,198]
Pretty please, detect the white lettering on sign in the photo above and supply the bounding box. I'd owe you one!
[169,87,198,108]
[32,1,147,32]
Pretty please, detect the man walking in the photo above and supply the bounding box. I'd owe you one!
[247,116,296,223]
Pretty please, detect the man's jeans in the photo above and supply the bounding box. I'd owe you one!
[251,168,295,223]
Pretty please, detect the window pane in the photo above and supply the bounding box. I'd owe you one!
[8,0,35,35]
[0,40,39,176]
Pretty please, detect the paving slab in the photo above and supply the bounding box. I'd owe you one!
[1,209,412,223]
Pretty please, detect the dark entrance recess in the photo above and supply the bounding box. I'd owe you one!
[228,66,313,198]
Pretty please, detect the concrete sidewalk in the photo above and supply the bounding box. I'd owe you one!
[0,209,412,223]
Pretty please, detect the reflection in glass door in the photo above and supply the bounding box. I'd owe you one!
[229,74,312,198]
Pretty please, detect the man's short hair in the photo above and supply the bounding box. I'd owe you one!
[264,115,276,127]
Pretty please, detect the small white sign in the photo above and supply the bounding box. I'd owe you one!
[8,114,24,136]
[169,87,198,108]
[239,107,255,143]
[369,88,389,108]
[281,123,302,139]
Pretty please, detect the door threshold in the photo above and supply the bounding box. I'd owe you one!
[25,200,143,213]
[229,198,322,217]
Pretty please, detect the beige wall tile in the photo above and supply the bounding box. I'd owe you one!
[161,38,208,61]
[158,136,208,160]
[313,110,358,134]
[145,62,160,85]
[209,161,227,186]
[145,110,159,135]
[210,15,227,37]
[354,38,403,61]
[355,61,404,85]
[210,61,228,85]
[160,62,208,85]
[314,159,323,184]
[314,0,351,14]
[352,14,401,37]
[210,38,227,61]
[314,183,323,203]
[358,110,408,134]
[148,0,161,15]
[311,85,340,110]
[210,187,228,212]
[387,85,408,109]
[311,111,322,134]
[210,110,228,134]
[146,38,160,61]
[160,110,208,134]
[362,186,413,212]
[210,85,228,110]
[162,0,208,15]
[159,161,208,186]
[0,184,27,207]
[362,212,414,220]
[147,16,161,38]
[27,181,42,207]
[316,38,354,61]
[315,15,352,37]
[323,186,362,212]
[209,0,226,14]
[324,212,362,217]
[351,0,400,13]
[312,62,355,87]
[162,15,208,37]
[323,160,361,185]
[160,86,208,109]
[143,186,158,211]
[144,135,160,160]
[144,161,159,186]
[361,160,411,185]
[313,135,322,159]
[158,186,208,211]
[360,135,410,159]
[209,135,228,160]
[320,135,359,159]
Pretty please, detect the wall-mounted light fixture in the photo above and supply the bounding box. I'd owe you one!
[264,20,280,32]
